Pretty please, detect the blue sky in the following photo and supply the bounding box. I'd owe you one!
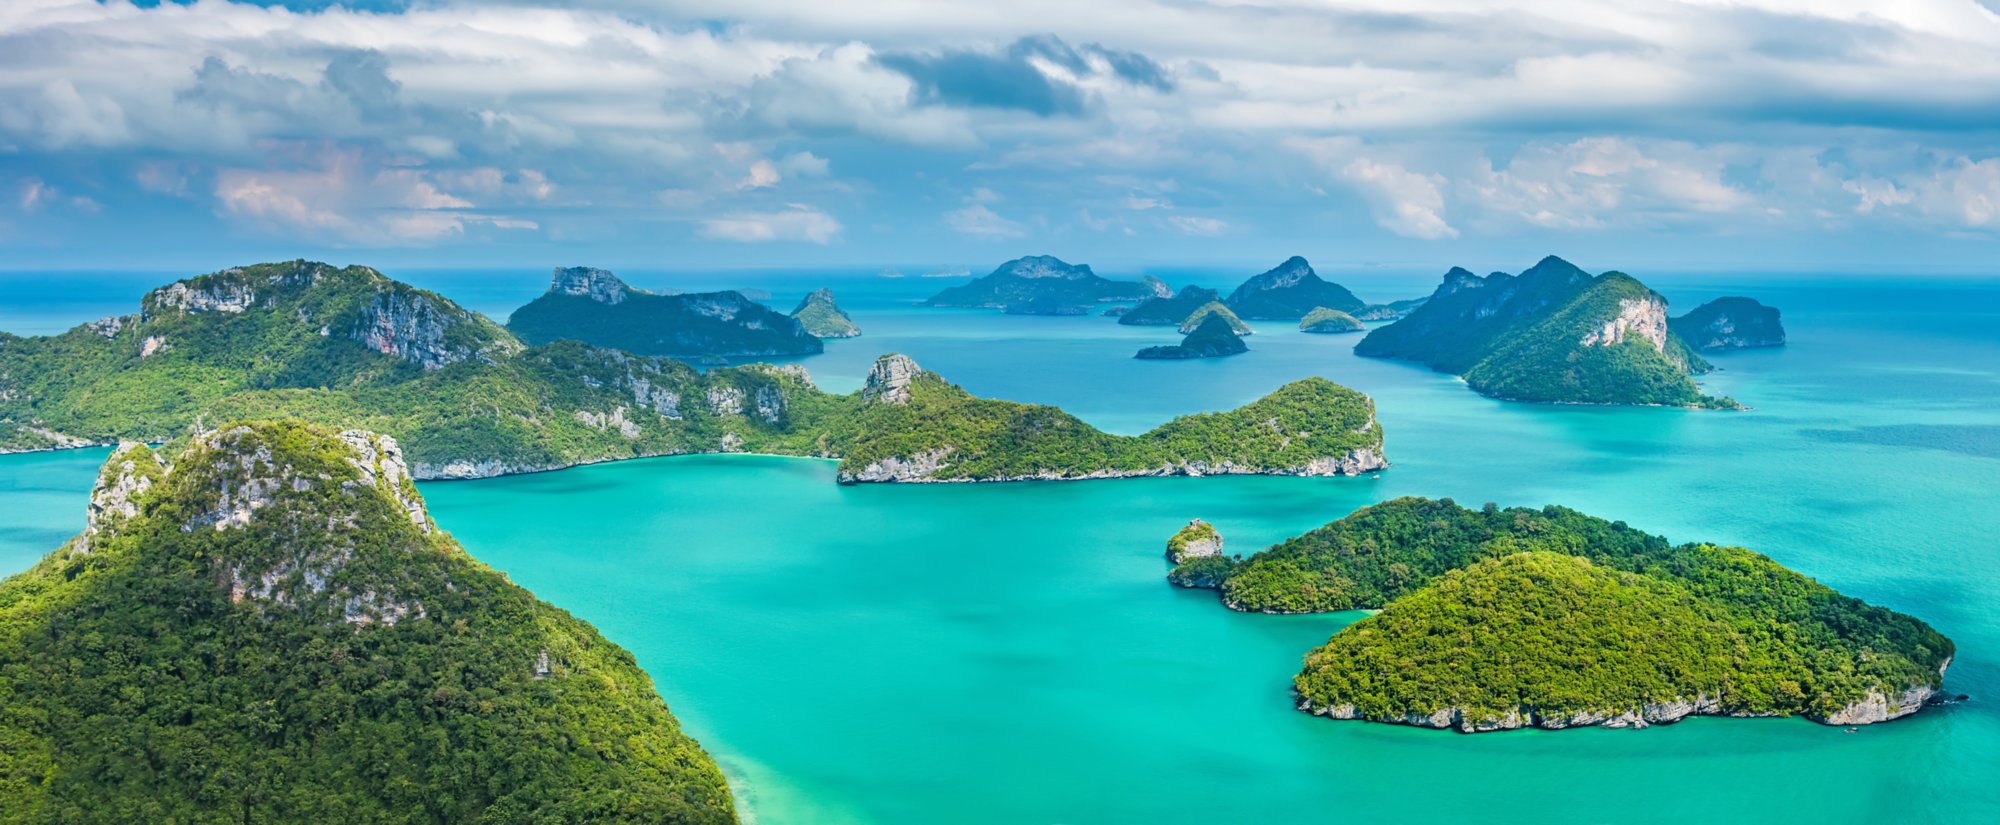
[3,0,2000,273]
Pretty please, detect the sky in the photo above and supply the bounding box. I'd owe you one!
[3,0,2000,274]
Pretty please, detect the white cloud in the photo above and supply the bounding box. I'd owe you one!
[698,204,843,243]
[945,203,1028,238]
[1167,215,1227,236]
[1340,158,1458,239]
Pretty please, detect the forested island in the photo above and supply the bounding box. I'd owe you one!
[1355,257,1737,407]
[508,267,822,357]
[1225,257,1366,319]
[1135,314,1250,360]
[923,255,1164,313]
[0,422,737,821]
[1299,307,1364,333]
[1169,497,1955,732]
[1671,296,1786,350]
[791,287,862,338]
[0,261,1385,482]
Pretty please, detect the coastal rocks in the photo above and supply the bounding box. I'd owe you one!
[862,354,921,404]
[1670,296,1787,350]
[1817,667,1948,725]
[1579,296,1670,353]
[551,266,634,304]
[1166,518,1223,563]
[840,447,955,482]
[413,458,550,480]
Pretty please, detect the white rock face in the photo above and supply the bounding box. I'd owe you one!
[1167,518,1223,563]
[351,290,511,370]
[575,407,643,439]
[78,443,165,553]
[1580,296,1669,352]
[551,266,633,304]
[338,429,432,533]
[150,280,257,314]
[861,354,921,404]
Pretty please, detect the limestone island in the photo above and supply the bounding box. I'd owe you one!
[1671,296,1786,350]
[0,422,738,821]
[1179,302,1253,335]
[1225,256,1367,320]
[1165,518,1235,588]
[1118,285,1222,326]
[1136,314,1249,360]
[1354,256,1739,407]
[923,255,1165,313]
[0,261,1384,482]
[1170,497,1955,733]
[509,266,822,358]
[1354,297,1428,321]
[791,287,861,338]
[1299,307,1364,334]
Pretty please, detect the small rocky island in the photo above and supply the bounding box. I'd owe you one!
[0,422,738,820]
[1299,307,1364,333]
[1671,296,1786,350]
[1179,301,1252,335]
[509,266,821,358]
[1136,314,1249,360]
[1169,497,1955,733]
[1225,256,1367,320]
[923,254,1164,313]
[791,287,861,338]
[1119,285,1222,326]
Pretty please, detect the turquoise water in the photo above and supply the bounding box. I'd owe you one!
[3,270,1998,822]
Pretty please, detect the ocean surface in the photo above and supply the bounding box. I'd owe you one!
[3,264,1999,823]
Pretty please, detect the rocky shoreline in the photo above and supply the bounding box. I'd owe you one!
[1299,656,1952,733]
[836,447,1386,484]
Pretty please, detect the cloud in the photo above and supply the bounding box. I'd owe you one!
[698,204,843,243]
[1465,137,1753,229]
[1167,215,1226,236]
[875,34,1172,116]
[945,203,1028,238]
[1340,158,1458,239]
[211,146,539,244]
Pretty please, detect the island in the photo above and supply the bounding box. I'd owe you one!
[923,255,1164,312]
[1354,256,1737,407]
[1118,286,1222,326]
[1135,314,1249,360]
[0,422,738,821]
[1179,301,1253,335]
[0,260,1385,482]
[792,287,862,338]
[1671,296,1786,350]
[1354,297,1427,321]
[1225,256,1367,320]
[509,266,821,358]
[1299,307,1364,333]
[1170,497,1955,732]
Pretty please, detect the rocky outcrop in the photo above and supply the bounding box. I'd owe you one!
[1166,518,1223,563]
[1579,295,1669,353]
[862,354,921,404]
[1817,662,1949,725]
[1136,314,1248,359]
[337,429,433,533]
[78,442,167,553]
[1141,275,1173,298]
[350,288,516,370]
[147,278,257,315]
[791,287,862,338]
[550,266,635,304]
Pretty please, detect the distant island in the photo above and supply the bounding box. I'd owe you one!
[1170,497,1954,732]
[509,266,821,358]
[1354,297,1428,321]
[1299,307,1364,334]
[0,261,1383,482]
[0,422,737,821]
[923,255,1165,313]
[1671,296,1786,350]
[1119,285,1222,326]
[1136,314,1249,360]
[1179,301,1252,335]
[792,287,861,338]
[1354,256,1738,407]
[1225,257,1366,320]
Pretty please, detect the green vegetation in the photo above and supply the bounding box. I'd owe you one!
[1225,257,1365,319]
[1671,296,1787,350]
[0,262,1384,482]
[789,288,861,338]
[0,421,736,822]
[1177,497,1954,729]
[1354,297,1427,321]
[1118,286,1220,326]
[1355,256,1734,407]
[1178,302,1253,335]
[1165,518,1222,563]
[1299,307,1364,334]
[1136,315,1249,360]
[923,255,1157,310]
[509,268,819,358]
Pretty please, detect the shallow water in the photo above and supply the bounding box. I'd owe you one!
[3,268,1998,822]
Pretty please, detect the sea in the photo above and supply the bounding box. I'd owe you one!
[2,263,1997,823]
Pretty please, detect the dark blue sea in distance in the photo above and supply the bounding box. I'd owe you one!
[3,262,1998,822]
